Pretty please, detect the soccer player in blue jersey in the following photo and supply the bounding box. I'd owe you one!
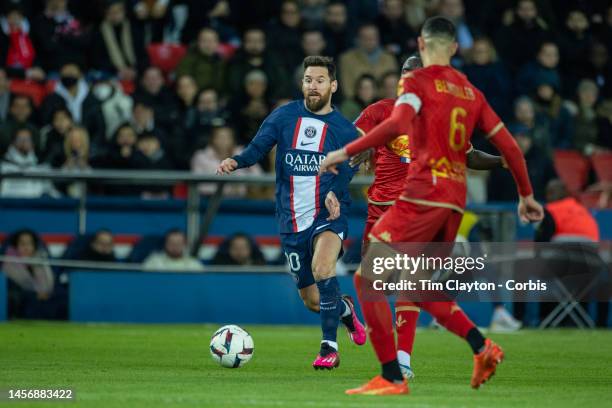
[217,56,366,369]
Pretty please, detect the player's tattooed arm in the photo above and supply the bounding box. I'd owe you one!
[466,149,506,170]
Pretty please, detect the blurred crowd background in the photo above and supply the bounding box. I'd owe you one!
[1,0,611,324]
[0,0,610,203]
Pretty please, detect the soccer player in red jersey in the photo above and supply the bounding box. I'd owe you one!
[321,16,544,395]
[354,54,505,380]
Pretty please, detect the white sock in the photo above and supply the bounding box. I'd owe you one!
[397,350,411,367]
[322,340,338,351]
[340,299,352,318]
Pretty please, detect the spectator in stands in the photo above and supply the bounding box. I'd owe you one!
[227,28,290,99]
[0,68,8,123]
[90,79,133,145]
[179,0,236,45]
[175,74,198,123]
[40,62,104,142]
[292,30,327,92]
[175,27,226,94]
[0,126,58,197]
[267,0,304,72]
[300,0,326,29]
[378,70,400,100]
[339,24,398,99]
[39,107,72,162]
[131,100,155,135]
[183,88,229,149]
[487,124,556,201]
[571,79,600,154]
[0,4,45,80]
[133,66,179,132]
[532,77,574,149]
[131,131,173,197]
[495,0,552,73]
[516,41,561,97]
[0,94,39,156]
[130,0,168,44]
[212,232,266,266]
[558,10,592,98]
[143,229,204,271]
[463,37,513,120]
[584,42,612,98]
[31,0,89,72]
[2,229,56,318]
[595,100,612,151]
[340,74,378,121]
[48,125,89,170]
[509,96,552,156]
[191,125,262,197]
[229,70,271,144]
[90,0,145,81]
[76,229,117,262]
[93,122,137,170]
[321,1,352,58]
[376,0,416,58]
[133,131,172,169]
[595,4,612,54]
[438,0,473,59]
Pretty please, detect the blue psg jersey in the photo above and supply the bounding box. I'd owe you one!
[233,100,358,233]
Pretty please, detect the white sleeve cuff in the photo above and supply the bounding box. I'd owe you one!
[395,93,422,113]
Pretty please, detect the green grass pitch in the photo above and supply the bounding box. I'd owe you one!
[1,322,611,407]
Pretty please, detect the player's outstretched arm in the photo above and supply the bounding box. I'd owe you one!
[466,149,504,170]
[487,127,544,223]
[320,104,415,175]
[216,158,238,175]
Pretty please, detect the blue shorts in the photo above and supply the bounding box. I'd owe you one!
[280,217,348,289]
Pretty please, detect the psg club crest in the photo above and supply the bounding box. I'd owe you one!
[304,126,317,138]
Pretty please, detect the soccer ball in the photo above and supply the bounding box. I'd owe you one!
[209,325,254,368]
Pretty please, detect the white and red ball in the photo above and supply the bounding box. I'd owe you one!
[209,325,254,368]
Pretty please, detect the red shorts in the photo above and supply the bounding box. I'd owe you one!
[362,203,392,245]
[369,199,463,243]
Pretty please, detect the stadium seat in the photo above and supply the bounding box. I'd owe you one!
[126,234,165,263]
[552,150,590,194]
[591,153,612,184]
[580,191,603,209]
[146,43,187,74]
[217,42,239,60]
[9,80,49,107]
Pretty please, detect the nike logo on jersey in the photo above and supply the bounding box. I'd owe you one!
[300,141,316,146]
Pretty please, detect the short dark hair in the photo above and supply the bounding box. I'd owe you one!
[12,125,32,142]
[303,56,336,81]
[165,228,185,241]
[421,16,456,42]
[402,54,423,73]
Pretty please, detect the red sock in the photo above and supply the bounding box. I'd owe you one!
[417,302,475,338]
[394,301,419,354]
[354,273,396,363]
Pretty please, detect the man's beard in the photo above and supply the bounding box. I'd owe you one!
[304,90,331,112]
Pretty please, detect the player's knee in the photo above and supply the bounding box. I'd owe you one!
[303,298,320,312]
[312,262,335,281]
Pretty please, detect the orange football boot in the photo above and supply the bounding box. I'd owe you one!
[471,339,504,389]
[345,375,409,395]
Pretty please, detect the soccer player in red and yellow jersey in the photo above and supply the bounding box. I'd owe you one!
[321,16,544,395]
[354,54,504,380]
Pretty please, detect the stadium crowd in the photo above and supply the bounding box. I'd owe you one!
[0,0,610,202]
